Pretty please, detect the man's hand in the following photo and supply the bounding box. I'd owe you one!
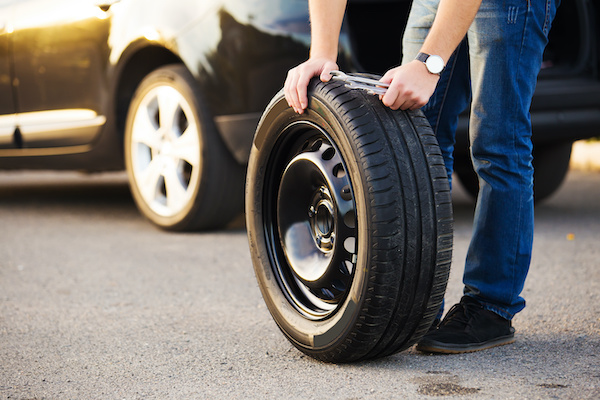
[284,0,346,114]
[379,60,440,111]
[284,58,339,114]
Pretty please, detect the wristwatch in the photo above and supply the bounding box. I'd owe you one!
[415,52,445,75]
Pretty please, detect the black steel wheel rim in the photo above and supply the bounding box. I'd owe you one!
[263,121,358,320]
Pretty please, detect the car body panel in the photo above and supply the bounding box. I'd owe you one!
[10,0,112,148]
[141,0,311,163]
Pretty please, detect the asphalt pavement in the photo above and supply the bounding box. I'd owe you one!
[0,169,598,399]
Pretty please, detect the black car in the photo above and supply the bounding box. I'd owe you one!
[1,0,598,230]
[0,0,312,230]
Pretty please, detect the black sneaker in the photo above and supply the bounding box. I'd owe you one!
[416,296,516,354]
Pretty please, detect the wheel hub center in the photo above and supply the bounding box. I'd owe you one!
[159,134,173,155]
[310,194,335,252]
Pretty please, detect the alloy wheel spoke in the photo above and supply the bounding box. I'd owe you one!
[156,87,181,135]
[138,157,164,202]
[163,163,189,208]
[170,124,200,167]
[132,108,162,150]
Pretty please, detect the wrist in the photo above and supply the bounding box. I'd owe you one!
[309,43,338,61]
[309,51,337,62]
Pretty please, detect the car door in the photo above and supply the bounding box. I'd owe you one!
[10,0,114,148]
[0,0,16,149]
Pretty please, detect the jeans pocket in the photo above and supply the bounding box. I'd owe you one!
[543,0,560,37]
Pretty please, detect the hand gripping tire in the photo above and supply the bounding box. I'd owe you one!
[245,77,453,363]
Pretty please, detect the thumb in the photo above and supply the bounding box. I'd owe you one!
[320,70,333,82]
[320,62,339,82]
[379,69,395,84]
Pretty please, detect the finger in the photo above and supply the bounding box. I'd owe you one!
[284,71,297,111]
[405,94,428,110]
[409,103,420,111]
[284,71,295,110]
[296,75,312,113]
[320,70,332,82]
[399,101,415,111]
[320,62,338,82]
[288,73,302,113]
[381,84,400,109]
[384,88,412,111]
[379,70,394,84]
[408,99,425,110]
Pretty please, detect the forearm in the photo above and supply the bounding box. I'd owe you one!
[421,0,482,62]
[284,0,347,113]
[308,0,347,60]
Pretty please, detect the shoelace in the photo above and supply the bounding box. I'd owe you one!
[439,300,483,330]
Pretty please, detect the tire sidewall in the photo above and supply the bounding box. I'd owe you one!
[246,91,373,355]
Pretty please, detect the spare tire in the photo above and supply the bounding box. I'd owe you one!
[245,77,453,363]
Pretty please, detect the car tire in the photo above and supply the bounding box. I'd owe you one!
[245,78,453,363]
[124,64,245,231]
[454,142,572,203]
[531,142,572,201]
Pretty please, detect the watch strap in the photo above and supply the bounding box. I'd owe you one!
[415,52,429,64]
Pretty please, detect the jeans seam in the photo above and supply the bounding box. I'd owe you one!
[507,4,532,306]
[543,0,552,35]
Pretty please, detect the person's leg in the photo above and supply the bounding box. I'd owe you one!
[402,0,471,322]
[402,0,471,186]
[418,0,561,354]
[464,0,561,319]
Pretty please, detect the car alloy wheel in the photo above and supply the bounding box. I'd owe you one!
[129,84,200,218]
[125,65,244,231]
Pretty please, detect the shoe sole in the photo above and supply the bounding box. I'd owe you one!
[416,334,516,354]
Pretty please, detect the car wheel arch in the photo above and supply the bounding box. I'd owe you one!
[113,45,183,141]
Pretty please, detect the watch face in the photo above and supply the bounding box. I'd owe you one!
[426,55,445,74]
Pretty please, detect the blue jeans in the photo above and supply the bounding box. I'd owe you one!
[402,0,560,319]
